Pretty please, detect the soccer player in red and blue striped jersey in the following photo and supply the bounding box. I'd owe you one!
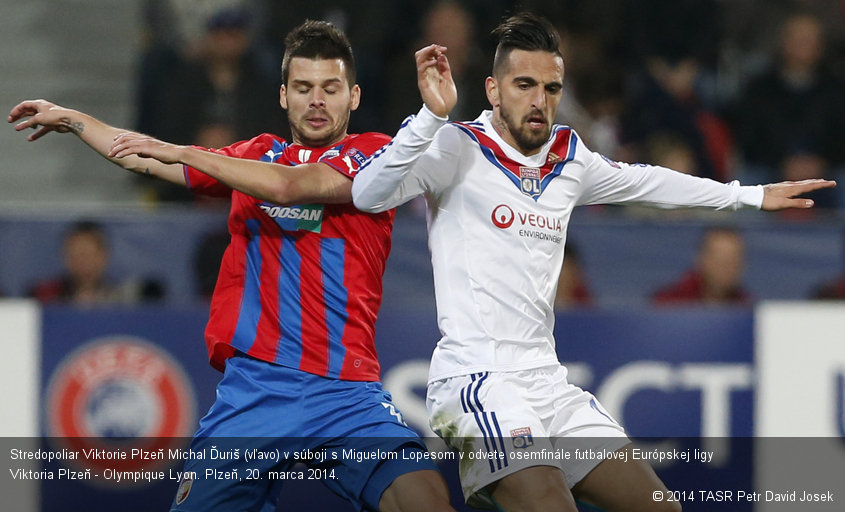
[10,19,454,512]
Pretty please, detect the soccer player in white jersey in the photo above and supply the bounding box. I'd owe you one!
[351,12,835,512]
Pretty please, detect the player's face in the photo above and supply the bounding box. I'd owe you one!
[486,50,564,156]
[280,57,360,147]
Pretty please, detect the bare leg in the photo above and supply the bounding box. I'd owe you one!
[378,469,455,512]
[488,466,579,512]
[572,444,681,512]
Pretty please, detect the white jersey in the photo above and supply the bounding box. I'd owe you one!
[352,106,764,383]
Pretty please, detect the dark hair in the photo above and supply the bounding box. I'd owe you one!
[65,220,107,249]
[491,12,562,77]
[281,20,356,86]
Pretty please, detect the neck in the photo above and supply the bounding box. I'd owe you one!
[291,132,348,148]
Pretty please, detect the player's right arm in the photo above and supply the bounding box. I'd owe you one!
[8,99,186,186]
[352,44,458,213]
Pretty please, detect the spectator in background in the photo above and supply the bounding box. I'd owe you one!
[618,0,731,181]
[385,1,490,130]
[646,133,698,176]
[29,221,164,305]
[554,243,592,309]
[653,227,750,305]
[620,54,730,180]
[138,6,283,201]
[730,11,845,205]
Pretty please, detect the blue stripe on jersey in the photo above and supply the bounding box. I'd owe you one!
[276,234,304,365]
[320,238,348,378]
[232,219,263,351]
[357,140,393,174]
[452,124,522,190]
[539,131,578,192]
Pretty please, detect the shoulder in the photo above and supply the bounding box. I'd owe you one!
[349,132,391,145]
[341,132,391,158]
[216,133,289,158]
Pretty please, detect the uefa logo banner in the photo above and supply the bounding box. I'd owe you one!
[45,337,196,482]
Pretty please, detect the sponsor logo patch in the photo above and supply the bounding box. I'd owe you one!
[510,427,534,449]
[258,202,324,233]
[489,204,563,243]
[491,204,515,229]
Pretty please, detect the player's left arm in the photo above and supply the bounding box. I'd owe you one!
[576,144,835,211]
[109,133,351,205]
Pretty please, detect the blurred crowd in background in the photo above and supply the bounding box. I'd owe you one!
[3,0,845,307]
[136,0,845,208]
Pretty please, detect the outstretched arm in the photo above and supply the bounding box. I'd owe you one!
[577,147,836,212]
[8,99,185,185]
[109,133,352,206]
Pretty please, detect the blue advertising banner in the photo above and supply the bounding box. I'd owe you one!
[34,306,755,512]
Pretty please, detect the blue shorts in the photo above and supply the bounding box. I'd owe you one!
[171,354,436,512]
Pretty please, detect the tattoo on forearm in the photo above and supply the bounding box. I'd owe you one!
[58,117,85,135]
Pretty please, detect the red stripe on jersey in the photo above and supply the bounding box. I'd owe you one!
[294,233,331,376]
[246,216,283,363]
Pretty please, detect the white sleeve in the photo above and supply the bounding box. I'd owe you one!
[352,105,459,213]
[576,149,764,210]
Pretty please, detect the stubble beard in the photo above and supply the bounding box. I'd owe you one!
[498,106,550,154]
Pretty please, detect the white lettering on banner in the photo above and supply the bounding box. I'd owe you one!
[382,361,433,436]
[596,362,751,467]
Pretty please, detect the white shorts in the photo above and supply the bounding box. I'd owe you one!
[427,365,629,509]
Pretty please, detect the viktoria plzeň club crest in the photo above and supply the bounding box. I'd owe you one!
[46,337,196,480]
[519,167,542,199]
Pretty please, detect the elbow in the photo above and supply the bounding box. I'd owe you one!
[267,183,297,206]
[352,193,388,213]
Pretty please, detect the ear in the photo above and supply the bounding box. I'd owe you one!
[485,76,499,108]
[349,84,361,112]
[279,85,288,110]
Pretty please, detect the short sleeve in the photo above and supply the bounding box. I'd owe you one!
[319,133,391,179]
[184,134,287,197]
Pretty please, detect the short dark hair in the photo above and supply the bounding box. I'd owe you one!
[491,12,562,77]
[281,20,356,86]
[65,220,107,249]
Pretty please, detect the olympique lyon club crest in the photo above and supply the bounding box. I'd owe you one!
[510,427,534,449]
[519,167,542,199]
[46,337,196,478]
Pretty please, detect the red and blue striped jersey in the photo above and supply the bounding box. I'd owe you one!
[184,132,394,381]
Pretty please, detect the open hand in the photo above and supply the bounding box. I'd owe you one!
[109,132,186,165]
[8,99,81,141]
[761,179,837,210]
